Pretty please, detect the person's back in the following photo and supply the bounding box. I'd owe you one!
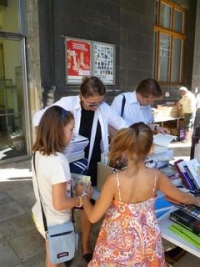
[87,165,164,266]
[112,162,157,204]
[87,123,166,266]
[77,122,200,267]
[180,90,196,114]
[177,87,196,142]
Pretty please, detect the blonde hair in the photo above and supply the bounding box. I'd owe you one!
[109,122,153,168]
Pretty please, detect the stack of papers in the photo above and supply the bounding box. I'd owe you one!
[146,133,175,169]
[63,134,89,162]
[153,134,176,154]
[146,149,174,169]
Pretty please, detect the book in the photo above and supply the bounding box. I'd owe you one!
[153,133,176,147]
[156,208,172,219]
[159,165,182,186]
[71,173,91,185]
[152,134,176,154]
[174,159,196,190]
[64,134,89,154]
[184,165,199,190]
[155,196,174,210]
[67,150,85,163]
[155,196,175,219]
[185,159,200,189]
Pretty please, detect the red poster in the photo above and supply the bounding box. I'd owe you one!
[67,39,91,80]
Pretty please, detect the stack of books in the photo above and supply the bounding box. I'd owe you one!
[174,158,200,190]
[159,164,182,186]
[63,134,89,162]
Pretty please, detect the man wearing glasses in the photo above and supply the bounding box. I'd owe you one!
[110,78,169,134]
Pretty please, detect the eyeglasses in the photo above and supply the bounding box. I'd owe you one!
[83,98,106,107]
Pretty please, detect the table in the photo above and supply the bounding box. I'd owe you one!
[154,116,183,128]
[158,207,200,258]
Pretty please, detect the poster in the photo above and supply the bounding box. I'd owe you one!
[93,42,115,85]
[66,38,91,83]
[65,37,115,85]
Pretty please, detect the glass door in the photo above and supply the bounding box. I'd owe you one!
[0,0,31,163]
[0,36,31,163]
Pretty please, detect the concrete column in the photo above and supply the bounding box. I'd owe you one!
[191,1,200,91]
[25,0,42,144]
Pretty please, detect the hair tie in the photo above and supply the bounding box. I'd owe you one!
[61,108,67,119]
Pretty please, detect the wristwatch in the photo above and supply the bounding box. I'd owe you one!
[154,124,159,132]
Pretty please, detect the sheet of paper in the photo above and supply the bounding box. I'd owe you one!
[153,133,176,147]
[148,149,174,161]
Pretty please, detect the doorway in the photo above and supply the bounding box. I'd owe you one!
[0,36,31,163]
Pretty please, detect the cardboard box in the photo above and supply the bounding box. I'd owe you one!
[156,105,180,118]
[97,162,120,191]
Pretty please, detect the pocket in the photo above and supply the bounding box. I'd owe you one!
[47,222,78,264]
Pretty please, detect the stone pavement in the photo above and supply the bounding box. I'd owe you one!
[0,159,101,267]
[0,142,200,267]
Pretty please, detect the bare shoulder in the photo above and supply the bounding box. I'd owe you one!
[105,173,117,183]
[100,173,117,193]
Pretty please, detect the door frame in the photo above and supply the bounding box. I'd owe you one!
[0,32,31,164]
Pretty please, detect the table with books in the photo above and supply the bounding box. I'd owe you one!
[158,205,200,258]
[95,150,200,258]
[156,157,200,258]
[72,132,200,257]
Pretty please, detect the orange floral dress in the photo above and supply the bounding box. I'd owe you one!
[88,172,166,267]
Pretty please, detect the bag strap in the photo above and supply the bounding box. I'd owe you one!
[121,94,126,117]
[87,111,98,168]
[33,152,76,231]
[33,152,48,233]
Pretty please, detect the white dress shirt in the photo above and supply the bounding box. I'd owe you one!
[111,91,154,126]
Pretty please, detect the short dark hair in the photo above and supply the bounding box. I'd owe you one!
[80,76,106,97]
[136,78,163,98]
[32,106,74,155]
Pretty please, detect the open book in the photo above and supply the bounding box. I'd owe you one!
[153,133,176,147]
[185,159,200,189]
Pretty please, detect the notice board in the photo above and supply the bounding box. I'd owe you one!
[65,37,116,85]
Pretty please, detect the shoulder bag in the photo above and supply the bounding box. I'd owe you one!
[33,152,78,264]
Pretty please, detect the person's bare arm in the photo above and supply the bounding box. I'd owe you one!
[80,174,116,223]
[157,170,200,205]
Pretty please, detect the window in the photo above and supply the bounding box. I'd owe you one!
[154,0,185,84]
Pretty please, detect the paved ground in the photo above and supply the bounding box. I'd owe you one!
[0,142,200,267]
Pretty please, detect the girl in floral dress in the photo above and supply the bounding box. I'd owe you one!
[77,122,200,266]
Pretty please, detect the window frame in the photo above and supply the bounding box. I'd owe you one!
[154,0,186,85]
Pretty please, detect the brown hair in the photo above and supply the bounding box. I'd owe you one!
[109,122,153,168]
[80,76,106,97]
[32,106,74,155]
[136,78,163,98]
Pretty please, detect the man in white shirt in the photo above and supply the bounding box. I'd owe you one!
[110,78,169,134]
[176,86,196,142]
